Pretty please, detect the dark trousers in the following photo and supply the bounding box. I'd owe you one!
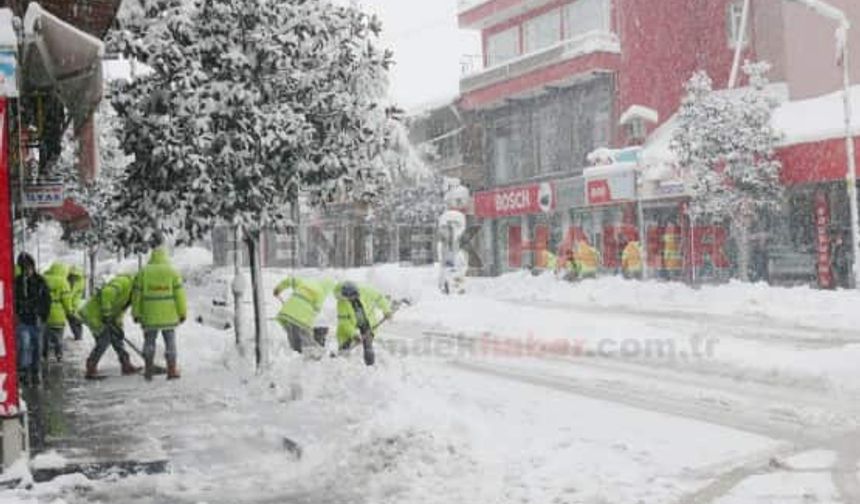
[42,326,64,360]
[87,324,130,367]
[69,317,84,340]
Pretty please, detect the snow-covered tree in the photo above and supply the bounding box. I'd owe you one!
[372,174,445,227]
[370,126,443,227]
[671,61,783,281]
[112,0,402,368]
[58,96,131,291]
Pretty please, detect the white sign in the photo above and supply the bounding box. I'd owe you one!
[23,184,65,209]
[0,51,16,98]
[495,188,531,214]
[538,182,553,213]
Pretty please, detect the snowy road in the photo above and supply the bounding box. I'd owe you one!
[3,263,860,504]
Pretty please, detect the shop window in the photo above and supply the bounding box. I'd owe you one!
[487,26,519,67]
[563,0,610,39]
[524,8,562,54]
[727,1,749,48]
[493,125,513,184]
[535,100,562,175]
[625,118,647,144]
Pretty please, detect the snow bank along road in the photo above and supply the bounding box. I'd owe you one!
[3,262,860,504]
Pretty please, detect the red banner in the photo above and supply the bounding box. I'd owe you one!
[0,98,18,415]
[586,179,612,205]
[474,182,555,218]
[814,191,834,289]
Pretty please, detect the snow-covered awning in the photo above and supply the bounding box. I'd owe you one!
[21,2,104,128]
[619,105,659,126]
[772,85,860,147]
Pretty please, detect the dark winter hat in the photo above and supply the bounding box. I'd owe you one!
[340,282,359,300]
[16,252,35,269]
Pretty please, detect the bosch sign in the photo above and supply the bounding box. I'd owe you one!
[475,183,555,218]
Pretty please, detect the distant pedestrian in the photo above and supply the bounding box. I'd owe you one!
[621,240,643,280]
[132,247,187,381]
[832,231,850,289]
[14,253,50,385]
[42,262,74,362]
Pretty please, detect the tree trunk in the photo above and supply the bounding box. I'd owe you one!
[245,231,268,371]
[87,246,98,297]
[734,216,751,282]
[291,202,300,270]
[231,225,246,351]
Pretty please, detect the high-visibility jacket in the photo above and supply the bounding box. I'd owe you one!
[132,248,187,330]
[274,277,335,331]
[621,241,643,274]
[662,228,683,271]
[334,282,392,347]
[68,265,86,313]
[43,263,74,329]
[539,250,557,271]
[79,274,135,334]
[575,242,600,277]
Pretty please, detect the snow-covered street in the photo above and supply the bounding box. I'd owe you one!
[3,257,860,504]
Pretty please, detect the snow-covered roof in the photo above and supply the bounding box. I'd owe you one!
[772,85,860,147]
[583,162,637,179]
[619,105,659,125]
[638,82,857,176]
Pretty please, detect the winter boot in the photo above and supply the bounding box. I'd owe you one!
[120,355,141,375]
[144,357,154,382]
[85,359,100,380]
[362,334,375,367]
[166,359,181,380]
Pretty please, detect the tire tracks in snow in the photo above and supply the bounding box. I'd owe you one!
[445,359,860,504]
[382,322,860,504]
[493,297,860,349]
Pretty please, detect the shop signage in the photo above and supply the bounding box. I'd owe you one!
[0,99,18,415]
[474,182,555,218]
[814,191,833,288]
[585,165,636,206]
[22,183,64,209]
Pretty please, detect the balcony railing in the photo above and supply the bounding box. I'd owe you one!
[460,31,620,94]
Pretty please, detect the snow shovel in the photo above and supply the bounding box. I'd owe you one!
[122,335,167,375]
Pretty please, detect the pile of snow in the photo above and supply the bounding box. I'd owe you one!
[468,271,860,331]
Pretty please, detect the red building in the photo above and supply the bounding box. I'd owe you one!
[457,0,860,285]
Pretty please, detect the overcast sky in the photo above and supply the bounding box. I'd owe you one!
[353,0,481,112]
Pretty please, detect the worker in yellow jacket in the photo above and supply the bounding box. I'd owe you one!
[574,241,600,279]
[662,224,683,279]
[621,240,643,279]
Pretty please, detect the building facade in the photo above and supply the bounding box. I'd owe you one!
[457,0,860,286]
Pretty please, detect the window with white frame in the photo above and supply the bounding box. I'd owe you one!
[727,1,749,47]
[486,27,519,67]
[524,8,562,54]
[563,0,610,39]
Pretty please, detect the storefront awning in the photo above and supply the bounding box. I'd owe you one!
[21,2,104,128]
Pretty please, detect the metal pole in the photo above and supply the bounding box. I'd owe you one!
[841,37,860,288]
[690,214,697,284]
[636,176,648,279]
[728,0,752,88]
